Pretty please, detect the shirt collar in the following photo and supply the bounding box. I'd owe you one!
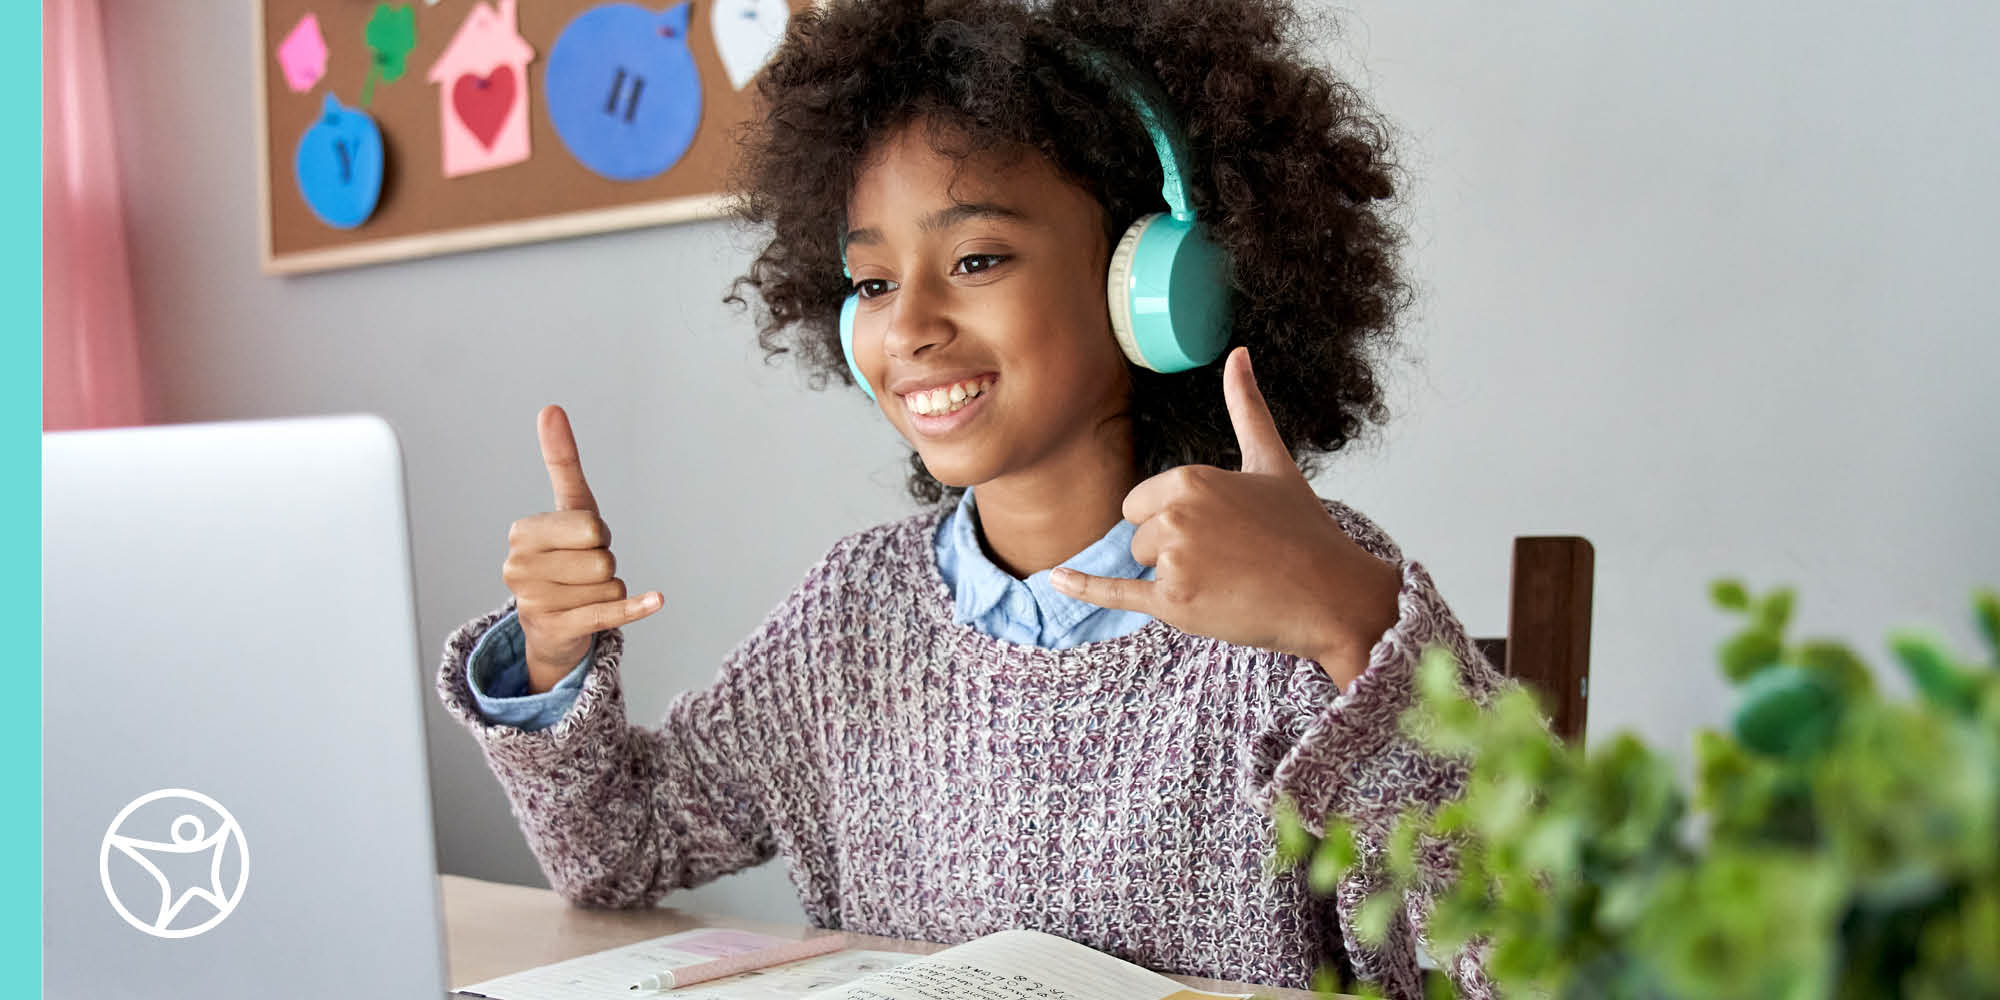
[944,487,1155,631]
[945,487,1013,624]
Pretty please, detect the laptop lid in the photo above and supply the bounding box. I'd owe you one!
[43,414,453,999]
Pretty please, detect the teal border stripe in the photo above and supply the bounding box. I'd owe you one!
[10,0,42,984]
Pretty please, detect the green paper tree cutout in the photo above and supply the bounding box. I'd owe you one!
[361,3,416,107]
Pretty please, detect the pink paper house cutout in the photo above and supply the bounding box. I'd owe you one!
[426,0,535,178]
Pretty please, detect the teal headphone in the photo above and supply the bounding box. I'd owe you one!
[838,46,1232,402]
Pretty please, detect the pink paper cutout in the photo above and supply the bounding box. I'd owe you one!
[276,13,329,94]
[425,0,535,177]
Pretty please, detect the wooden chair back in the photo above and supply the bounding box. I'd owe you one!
[1470,536,1594,743]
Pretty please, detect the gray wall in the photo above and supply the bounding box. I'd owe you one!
[103,1,1998,927]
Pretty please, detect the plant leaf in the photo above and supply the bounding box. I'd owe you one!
[1712,578,1751,612]
[1755,587,1797,633]
[1731,666,1840,759]
[1272,796,1317,868]
[1889,630,1979,716]
[1308,821,1358,895]
[1972,588,2000,664]
[1721,628,1785,683]
[1793,640,1874,698]
[1355,891,1402,946]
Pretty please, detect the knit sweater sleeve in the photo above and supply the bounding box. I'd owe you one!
[434,552,841,911]
[1248,498,1510,1000]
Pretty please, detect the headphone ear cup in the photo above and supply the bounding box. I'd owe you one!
[1106,217,1153,370]
[1106,213,1231,373]
[839,293,875,401]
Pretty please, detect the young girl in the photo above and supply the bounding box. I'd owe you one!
[435,1,1507,997]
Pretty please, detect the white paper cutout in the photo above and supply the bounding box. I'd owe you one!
[710,0,789,91]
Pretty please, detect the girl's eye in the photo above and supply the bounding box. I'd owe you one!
[954,253,1006,275]
[851,255,1007,300]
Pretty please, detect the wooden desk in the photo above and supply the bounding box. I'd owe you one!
[441,874,1335,999]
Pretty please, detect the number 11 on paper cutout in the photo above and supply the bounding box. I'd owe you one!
[544,2,704,182]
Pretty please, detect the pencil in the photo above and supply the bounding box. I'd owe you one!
[627,933,849,991]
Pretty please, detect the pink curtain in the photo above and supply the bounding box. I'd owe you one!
[44,0,145,430]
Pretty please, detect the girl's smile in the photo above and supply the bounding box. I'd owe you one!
[897,374,996,436]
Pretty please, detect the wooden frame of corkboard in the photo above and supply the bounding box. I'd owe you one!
[253,0,801,276]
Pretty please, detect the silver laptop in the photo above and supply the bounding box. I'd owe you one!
[44,415,466,999]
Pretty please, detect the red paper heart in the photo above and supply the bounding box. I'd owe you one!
[452,66,516,150]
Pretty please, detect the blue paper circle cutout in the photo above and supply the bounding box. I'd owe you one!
[545,2,703,182]
[293,94,385,230]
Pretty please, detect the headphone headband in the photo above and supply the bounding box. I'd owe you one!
[1067,45,1195,223]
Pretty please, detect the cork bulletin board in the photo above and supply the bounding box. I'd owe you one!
[254,0,808,275]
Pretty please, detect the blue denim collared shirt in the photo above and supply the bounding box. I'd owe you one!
[466,486,1156,730]
[932,486,1157,648]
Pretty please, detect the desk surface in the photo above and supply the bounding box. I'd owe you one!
[440,874,1335,1000]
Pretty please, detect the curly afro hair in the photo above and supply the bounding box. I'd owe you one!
[721,0,1415,509]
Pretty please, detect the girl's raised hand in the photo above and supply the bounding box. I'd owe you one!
[1049,347,1402,687]
[501,404,663,694]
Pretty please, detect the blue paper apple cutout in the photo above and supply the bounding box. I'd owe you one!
[294,94,385,229]
[544,2,703,182]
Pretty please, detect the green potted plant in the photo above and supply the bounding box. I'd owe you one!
[1276,583,2000,999]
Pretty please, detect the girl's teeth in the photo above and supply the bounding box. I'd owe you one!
[908,378,989,416]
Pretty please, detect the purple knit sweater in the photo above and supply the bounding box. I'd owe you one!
[434,498,1505,999]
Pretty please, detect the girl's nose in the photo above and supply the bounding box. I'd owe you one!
[881,274,955,362]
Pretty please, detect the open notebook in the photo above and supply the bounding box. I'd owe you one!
[459,926,1255,1000]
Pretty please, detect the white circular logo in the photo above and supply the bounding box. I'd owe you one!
[99,788,250,938]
